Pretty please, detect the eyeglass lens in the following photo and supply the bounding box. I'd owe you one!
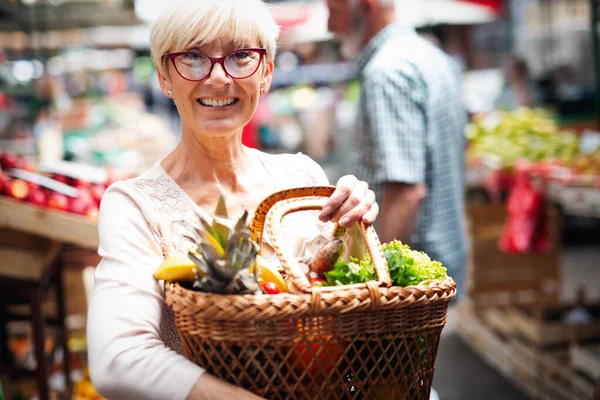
[173,50,262,80]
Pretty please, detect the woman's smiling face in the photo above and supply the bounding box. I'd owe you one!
[159,36,273,139]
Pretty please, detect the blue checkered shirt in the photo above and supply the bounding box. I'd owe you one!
[355,23,468,294]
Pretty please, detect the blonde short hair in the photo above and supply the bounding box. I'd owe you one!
[150,0,280,78]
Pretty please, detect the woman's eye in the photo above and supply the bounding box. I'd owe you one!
[233,51,251,60]
[183,53,203,62]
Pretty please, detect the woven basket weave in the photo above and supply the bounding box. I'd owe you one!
[166,186,456,399]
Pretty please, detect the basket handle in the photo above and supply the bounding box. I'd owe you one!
[250,186,390,293]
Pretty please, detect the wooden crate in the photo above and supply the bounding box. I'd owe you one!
[467,203,561,306]
[570,343,600,382]
[0,197,98,250]
[505,303,600,347]
[0,197,99,336]
[457,300,597,400]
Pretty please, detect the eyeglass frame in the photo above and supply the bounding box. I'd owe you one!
[164,48,267,82]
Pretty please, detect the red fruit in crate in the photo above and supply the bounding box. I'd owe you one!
[27,181,40,192]
[27,190,47,207]
[15,158,35,172]
[77,188,93,202]
[89,184,106,205]
[0,174,6,193]
[52,174,70,185]
[72,178,91,189]
[47,193,69,211]
[86,206,99,221]
[69,196,93,215]
[0,153,17,170]
[261,282,280,294]
[5,179,29,200]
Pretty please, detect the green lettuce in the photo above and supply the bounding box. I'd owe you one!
[325,240,447,287]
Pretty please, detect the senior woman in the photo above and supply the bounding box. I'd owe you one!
[87,1,378,399]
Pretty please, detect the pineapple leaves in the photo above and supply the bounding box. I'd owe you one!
[187,194,261,295]
[235,210,249,232]
[197,215,226,257]
[214,193,229,218]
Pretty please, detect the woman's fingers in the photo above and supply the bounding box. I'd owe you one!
[361,197,379,224]
[319,175,358,221]
[319,175,378,226]
[337,189,376,227]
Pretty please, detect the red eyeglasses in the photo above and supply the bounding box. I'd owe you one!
[165,48,267,81]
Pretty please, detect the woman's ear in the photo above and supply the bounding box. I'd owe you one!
[156,66,173,98]
[260,60,274,96]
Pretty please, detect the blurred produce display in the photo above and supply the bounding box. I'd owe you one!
[569,148,600,175]
[466,108,580,169]
[0,151,116,221]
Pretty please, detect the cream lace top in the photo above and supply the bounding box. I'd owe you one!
[87,152,330,400]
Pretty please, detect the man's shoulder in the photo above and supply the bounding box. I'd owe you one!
[368,33,454,74]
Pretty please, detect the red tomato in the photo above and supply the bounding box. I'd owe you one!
[292,339,346,377]
[309,277,326,286]
[261,282,280,294]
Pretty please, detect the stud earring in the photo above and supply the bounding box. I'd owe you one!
[168,89,173,97]
[260,87,265,95]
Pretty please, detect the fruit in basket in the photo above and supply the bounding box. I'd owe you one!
[186,194,262,295]
[291,338,346,377]
[309,277,326,286]
[250,255,288,293]
[4,179,29,200]
[154,254,202,282]
[260,281,280,294]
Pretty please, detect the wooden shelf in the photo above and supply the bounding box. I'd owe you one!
[0,197,98,250]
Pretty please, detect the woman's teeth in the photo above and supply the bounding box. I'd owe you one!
[198,98,236,107]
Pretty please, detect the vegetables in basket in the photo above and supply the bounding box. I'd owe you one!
[325,240,447,287]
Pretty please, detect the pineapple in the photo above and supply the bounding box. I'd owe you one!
[184,194,262,295]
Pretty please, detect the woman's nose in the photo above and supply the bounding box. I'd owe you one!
[205,61,231,86]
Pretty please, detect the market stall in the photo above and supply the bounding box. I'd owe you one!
[462,107,600,399]
[0,154,105,400]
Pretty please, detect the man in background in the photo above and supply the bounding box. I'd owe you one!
[327,0,468,301]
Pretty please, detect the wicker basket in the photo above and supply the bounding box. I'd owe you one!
[166,187,456,400]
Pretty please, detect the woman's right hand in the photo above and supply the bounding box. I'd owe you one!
[187,374,265,400]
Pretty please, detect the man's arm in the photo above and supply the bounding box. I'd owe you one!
[361,66,428,244]
[378,182,426,244]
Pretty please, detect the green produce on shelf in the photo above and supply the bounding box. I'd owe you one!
[466,108,580,169]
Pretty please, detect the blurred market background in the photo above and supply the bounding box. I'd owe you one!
[0,0,600,399]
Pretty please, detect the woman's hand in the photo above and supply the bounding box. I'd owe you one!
[187,374,265,400]
[318,175,378,227]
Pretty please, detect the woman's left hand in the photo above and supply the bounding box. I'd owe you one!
[318,175,378,227]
